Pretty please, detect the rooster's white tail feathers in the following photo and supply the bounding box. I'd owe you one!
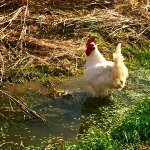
[113,43,124,64]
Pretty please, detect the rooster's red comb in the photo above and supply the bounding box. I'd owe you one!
[86,37,96,46]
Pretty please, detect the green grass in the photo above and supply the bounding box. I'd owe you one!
[112,98,150,144]
[122,45,150,70]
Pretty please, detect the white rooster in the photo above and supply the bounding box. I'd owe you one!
[84,37,129,97]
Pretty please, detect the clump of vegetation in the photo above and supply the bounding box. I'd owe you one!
[112,98,150,144]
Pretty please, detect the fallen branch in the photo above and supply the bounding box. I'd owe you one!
[0,89,46,122]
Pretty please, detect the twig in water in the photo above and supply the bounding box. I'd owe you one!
[0,89,46,122]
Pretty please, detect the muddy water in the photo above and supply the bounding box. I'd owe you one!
[0,70,149,147]
[0,77,92,146]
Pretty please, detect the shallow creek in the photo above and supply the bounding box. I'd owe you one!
[0,69,149,147]
[0,77,92,146]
